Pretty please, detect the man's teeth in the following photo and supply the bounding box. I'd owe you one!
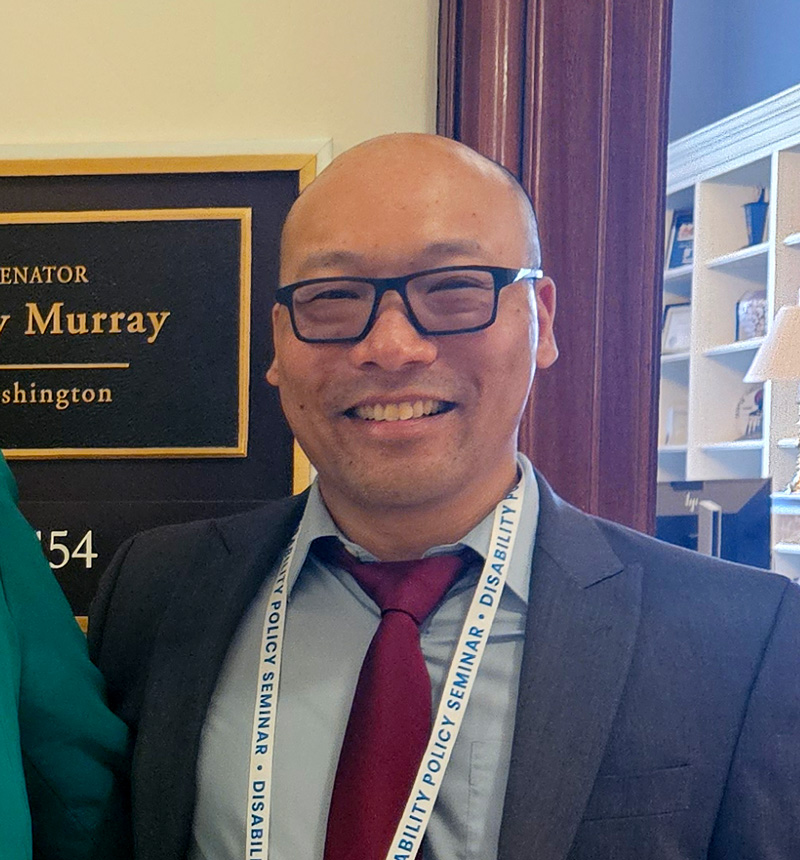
[354,399,446,422]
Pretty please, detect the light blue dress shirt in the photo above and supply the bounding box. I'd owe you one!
[189,455,539,860]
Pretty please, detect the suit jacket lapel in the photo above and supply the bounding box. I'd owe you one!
[498,476,642,860]
[134,493,308,860]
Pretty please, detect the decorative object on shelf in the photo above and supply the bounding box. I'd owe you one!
[745,289,800,492]
[661,303,691,354]
[663,406,688,446]
[743,188,769,246]
[736,290,767,340]
[774,511,800,546]
[734,385,764,440]
[666,208,694,269]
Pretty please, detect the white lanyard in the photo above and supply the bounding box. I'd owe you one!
[245,479,525,860]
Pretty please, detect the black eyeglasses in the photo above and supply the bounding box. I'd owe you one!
[274,265,543,343]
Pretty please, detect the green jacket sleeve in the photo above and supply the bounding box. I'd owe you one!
[0,453,132,860]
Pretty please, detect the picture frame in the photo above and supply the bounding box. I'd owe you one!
[735,385,764,441]
[662,303,691,354]
[663,405,688,446]
[735,290,767,341]
[666,208,694,269]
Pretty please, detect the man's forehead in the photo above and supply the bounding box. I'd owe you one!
[280,134,539,275]
[292,241,488,275]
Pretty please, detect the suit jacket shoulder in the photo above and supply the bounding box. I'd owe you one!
[501,475,800,860]
[89,493,307,724]
[537,475,791,622]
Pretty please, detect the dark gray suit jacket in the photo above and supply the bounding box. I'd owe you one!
[89,474,800,860]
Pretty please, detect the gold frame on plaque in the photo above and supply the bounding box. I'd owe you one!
[1,207,252,459]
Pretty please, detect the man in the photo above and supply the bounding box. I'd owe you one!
[0,451,131,859]
[90,134,800,860]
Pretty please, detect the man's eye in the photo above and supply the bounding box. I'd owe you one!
[428,279,470,291]
[313,289,361,300]
[299,287,363,304]
[426,278,489,293]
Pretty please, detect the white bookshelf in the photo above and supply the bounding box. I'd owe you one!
[706,242,769,275]
[702,338,764,357]
[661,351,690,364]
[660,84,800,571]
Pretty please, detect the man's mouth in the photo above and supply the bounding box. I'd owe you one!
[346,399,456,422]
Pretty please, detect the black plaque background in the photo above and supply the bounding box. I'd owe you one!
[0,217,243,449]
[1,168,298,614]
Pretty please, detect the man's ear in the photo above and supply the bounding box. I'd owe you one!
[266,358,279,386]
[535,277,558,369]
[266,304,282,386]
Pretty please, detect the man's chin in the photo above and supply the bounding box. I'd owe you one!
[326,464,457,512]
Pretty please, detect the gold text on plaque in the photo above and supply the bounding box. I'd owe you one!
[0,264,89,285]
[20,303,171,344]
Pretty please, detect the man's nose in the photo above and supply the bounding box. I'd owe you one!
[348,291,437,371]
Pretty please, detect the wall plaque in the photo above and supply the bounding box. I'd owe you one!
[0,208,250,456]
[0,150,320,615]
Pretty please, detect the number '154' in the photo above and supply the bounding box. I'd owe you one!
[35,530,98,570]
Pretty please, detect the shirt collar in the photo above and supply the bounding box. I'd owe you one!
[286,453,539,606]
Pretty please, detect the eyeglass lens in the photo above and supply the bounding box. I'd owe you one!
[291,268,498,340]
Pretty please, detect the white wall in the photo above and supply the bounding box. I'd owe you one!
[1,0,438,156]
[670,0,800,140]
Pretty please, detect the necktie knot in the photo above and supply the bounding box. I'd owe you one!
[322,541,468,625]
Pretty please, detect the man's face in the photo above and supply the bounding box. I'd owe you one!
[267,137,556,517]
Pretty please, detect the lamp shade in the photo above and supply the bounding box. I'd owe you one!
[744,302,800,382]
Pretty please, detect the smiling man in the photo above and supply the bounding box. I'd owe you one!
[267,135,555,559]
[90,134,800,860]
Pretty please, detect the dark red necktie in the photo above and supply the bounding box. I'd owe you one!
[320,542,468,860]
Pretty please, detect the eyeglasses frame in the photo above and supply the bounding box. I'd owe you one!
[274,265,544,343]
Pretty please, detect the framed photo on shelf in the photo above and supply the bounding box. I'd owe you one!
[666,208,694,269]
[736,290,767,340]
[662,303,691,354]
[663,405,688,446]
[735,385,764,440]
